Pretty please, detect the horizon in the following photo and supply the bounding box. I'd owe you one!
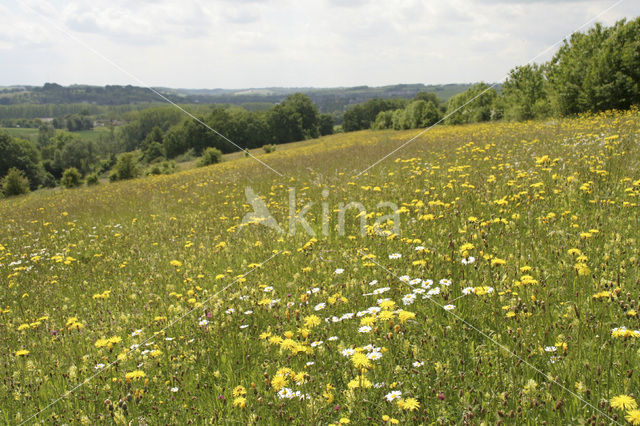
[0,81,485,91]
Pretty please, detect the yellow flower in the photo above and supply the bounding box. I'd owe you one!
[397,310,416,323]
[352,352,372,370]
[233,396,247,408]
[398,397,420,411]
[170,260,182,267]
[125,370,146,381]
[15,349,30,357]
[271,374,287,391]
[233,385,246,396]
[339,419,350,424]
[611,394,637,411]
[626,409,640,425]
[304,315,321,328]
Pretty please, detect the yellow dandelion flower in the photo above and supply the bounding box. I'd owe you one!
[626,409,640,425]
[611,394,637,411]
[233,396,247,408]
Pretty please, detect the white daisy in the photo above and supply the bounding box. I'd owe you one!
[385,391,402,402]
[341,348,355,357]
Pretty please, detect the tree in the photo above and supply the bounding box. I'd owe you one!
[501,64,550,121]
[342,98,408,132]
[267,93,320,144]
[547,18,640,115]
[163,125,188,159]
[111,152,139,181]
[61,167,82,188]
[2,167,30,196]
[444,83,498,125]
[318,114,334,136]
[0,131,50,189]
[197,147,223,167]
[372,110,395,130]
[42,132,97,178]
[404,100,442,128]
[143,142,165,163]
[119,106,183,151]
[413,92,445,112]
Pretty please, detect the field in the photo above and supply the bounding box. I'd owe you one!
[1,109,640,424]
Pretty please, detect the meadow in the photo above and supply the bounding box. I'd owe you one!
[1,109,640,424]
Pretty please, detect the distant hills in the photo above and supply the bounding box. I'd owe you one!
[0,83,473,114]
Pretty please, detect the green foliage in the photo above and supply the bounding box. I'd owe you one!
[61,167,82,188]
[318,114,334,136]
[147,161,176,176]
[262,144,276,153]
[500,64,550,121]
[342,98,408,131]
[85,172,99,186]
[547,18,640,115]
[267,93,320,143]
[143,142,165,163]
[372,100,442,131]
[0,131,51,189]
[1,167,30,196]
[111,152,140,181]
[163,126,188,159]
[41,132,98,178]
[197,147,222,167]
[119,107,183,151]
[444,83,498,125]
[65,114,93,132]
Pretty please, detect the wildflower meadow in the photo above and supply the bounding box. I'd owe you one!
[2,108,640,424]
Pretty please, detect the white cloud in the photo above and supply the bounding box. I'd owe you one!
[0,0,638,87]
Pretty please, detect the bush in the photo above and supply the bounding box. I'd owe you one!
[2,167,30,196]
[86,173,99,186]
[146,161,176,176]
[61,167,82,188]
[263,144,276,153]
[111,152,140,181]
[197,147,222,167]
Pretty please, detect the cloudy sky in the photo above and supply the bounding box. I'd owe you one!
[0,0,638,89]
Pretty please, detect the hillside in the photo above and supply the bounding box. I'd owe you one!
[1,109,639,424]
[0,83,473,114]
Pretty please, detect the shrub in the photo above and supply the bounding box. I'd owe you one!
[147,161,176,176]
[197,147,222,167]
[112,152,140,181]
[2,167,30,196]
[86,173,99,186]
[61,167,82,188]
[263,144,276,153]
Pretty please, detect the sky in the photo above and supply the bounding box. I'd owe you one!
[0,0,638,89]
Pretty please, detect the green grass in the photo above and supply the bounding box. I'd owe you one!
[1,109,640,424]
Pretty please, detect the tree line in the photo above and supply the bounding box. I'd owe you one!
[344,18,639,131]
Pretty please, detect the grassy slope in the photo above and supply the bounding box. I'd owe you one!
[1,111,640,424]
